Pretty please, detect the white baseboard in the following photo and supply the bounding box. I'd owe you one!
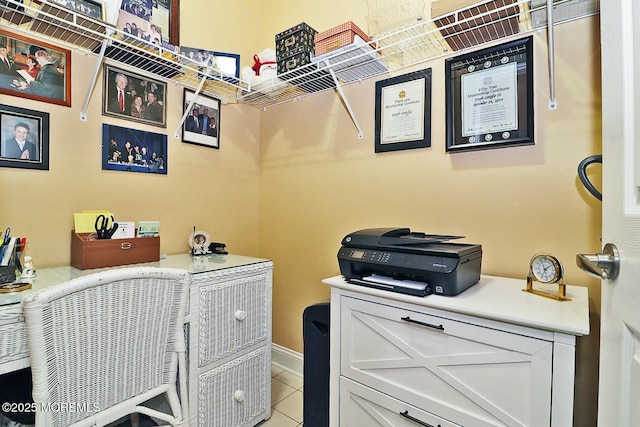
[271,343,303,376]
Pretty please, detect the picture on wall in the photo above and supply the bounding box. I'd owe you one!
[102,64,167,127]
[445,36,534,153]
[0,28,71,107]
[48,0,105,20]
[374,68,432,153]
[118,0,179,47]
[180,46,240,83]
[0,104,49,170]
[182,88,220,149]
[102,124,167,174]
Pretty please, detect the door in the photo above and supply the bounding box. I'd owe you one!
[597,0,640,424]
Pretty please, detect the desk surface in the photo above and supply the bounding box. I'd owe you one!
[0,253,270,307]
[323,275,590,336]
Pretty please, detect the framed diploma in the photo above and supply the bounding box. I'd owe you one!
[445,36,534,153]
[375,68,432,153]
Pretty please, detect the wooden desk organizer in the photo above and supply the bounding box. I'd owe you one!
[70,231,160,270]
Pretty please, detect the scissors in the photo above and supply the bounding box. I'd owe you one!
[94,215,118,239]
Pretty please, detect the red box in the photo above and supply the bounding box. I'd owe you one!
[314,21,370,55]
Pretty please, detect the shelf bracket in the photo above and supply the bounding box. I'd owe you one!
[174,70,210,139]
[325,61,364,140]
[80,29,113,121]
[546,0,558,110]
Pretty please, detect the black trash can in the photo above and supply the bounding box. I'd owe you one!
[303,301,330,427]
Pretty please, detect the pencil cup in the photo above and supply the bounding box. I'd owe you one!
[0,246,17,284]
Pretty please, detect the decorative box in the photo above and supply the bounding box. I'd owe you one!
[277,45,314,75]
[276,22,317,59]
[70,230,160,270]
[314,21,370,55]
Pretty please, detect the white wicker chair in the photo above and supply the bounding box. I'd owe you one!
[22,267,190,427]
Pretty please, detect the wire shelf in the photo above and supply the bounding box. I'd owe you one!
[0,0,598,111]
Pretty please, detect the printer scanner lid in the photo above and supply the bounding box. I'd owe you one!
[341,227,479,256]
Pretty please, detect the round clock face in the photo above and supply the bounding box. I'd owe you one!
[531,254,563,283]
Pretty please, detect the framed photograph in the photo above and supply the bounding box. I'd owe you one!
[102,124,167,174]
[182,88,220,149]
[180,47,240,83]
[48,0,105,20]
[445,36,534,153]
[0,104,49,170]
[188,230,211,255]
[0,28,71,107]
[374,68,432,153]
[119,0,179,46]
[102,64,167,127]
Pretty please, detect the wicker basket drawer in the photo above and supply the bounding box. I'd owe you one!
[0,306,28,364]
[197,272,271,366]
[198,346,270,427]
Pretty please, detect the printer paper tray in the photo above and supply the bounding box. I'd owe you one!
[348,274,431,297]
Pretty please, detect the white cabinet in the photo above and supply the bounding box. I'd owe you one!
[188,259,273,427]
[324,275,590,427]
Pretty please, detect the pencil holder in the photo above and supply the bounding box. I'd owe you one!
[0,246,17,284]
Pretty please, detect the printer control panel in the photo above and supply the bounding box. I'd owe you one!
[347,249,391,263]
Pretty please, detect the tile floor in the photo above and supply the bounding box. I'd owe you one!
[258,364,304,427]
[0,364,305,427]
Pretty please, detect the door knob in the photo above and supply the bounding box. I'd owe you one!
[576,243,620,280]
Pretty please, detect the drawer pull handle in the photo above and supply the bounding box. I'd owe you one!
[120,242,131,250]
[234,310,247,321]
[234,390,246,402]
[399,410,440,427]
[401,316,444,331]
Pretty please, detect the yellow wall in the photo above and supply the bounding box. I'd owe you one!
[258,5,602,426]
[0,1,602,425]
[0,0,266,264]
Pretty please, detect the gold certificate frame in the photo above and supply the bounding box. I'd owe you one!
[445,36,534,153]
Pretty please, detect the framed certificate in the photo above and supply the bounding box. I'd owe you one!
[375,68,432,153]
[445,36,534,152]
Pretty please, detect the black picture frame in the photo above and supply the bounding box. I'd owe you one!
[0,28,72,107]
[182,88,220,149]
[48,0,104,20]
[102,64,167,128]
[180,47,240,84]
[0,104,49,170]
[374,68,432,153]
[445,36,534,153]
[102,124,167,174]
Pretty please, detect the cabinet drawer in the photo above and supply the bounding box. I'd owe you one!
[341,296,553,427]
[197,272,271,366]
[340,376,462,427]
[198,346,270,427]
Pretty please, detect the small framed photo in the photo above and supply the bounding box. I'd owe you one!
[188,230,211,255]
[102,124,167,174]
[102,64,167,127]
[445,36,534,153]
[182,88,220,149]
[0,104,49,170]
[374,68,432,153]
[0,28,71,107]
[48,0,105,20]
